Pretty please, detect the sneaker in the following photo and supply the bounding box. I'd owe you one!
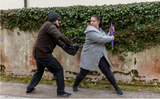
[116,88,124,96]
[57,92,72,98]
[26,88,35,93]
[73,87,79,93]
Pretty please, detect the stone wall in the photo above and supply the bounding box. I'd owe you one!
[0,28,160,82]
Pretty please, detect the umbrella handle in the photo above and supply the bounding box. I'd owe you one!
[111,21,116,26]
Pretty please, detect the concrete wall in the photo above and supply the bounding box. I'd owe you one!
[0,0,24,10]
[0,0,159,10]
[0,27,160,82]
[27,0,158,7]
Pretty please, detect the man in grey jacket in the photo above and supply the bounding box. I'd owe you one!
[26,11,72,98]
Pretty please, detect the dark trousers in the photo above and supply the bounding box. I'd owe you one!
[27,55,65,95]
[73,56,119,89]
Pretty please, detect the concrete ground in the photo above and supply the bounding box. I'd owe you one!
[0,81,160,99]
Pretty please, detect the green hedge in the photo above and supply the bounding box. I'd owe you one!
[1,1,160,57]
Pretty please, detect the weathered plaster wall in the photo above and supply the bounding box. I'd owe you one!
[0,28,160,82]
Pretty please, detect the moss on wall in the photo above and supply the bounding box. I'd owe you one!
[1,74,160,92]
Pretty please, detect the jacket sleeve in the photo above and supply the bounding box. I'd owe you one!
[106,32,111,36]
[46,23,71,46]
[56,40,65,47]
[86,31,114,44]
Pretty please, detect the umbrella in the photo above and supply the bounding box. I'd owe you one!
[110,22,116,50]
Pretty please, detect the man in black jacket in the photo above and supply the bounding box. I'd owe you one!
[26,11,72,98]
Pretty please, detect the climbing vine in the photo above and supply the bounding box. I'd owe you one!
[1,1,160,56]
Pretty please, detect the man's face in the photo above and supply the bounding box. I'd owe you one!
[54,19,61,26]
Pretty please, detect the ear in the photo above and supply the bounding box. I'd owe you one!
[53,20,57,24]
[98,20,100,24]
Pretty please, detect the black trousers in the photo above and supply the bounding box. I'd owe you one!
[27,55,65,95]
[73,56,119,89]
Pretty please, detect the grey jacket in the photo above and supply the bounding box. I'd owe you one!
[79,25,114,71]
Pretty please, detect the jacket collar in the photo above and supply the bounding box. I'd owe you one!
[48,21,59,28]
[52,22,59,28]
[85,25,102,34]
[88,24,100,31]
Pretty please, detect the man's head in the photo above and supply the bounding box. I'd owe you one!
[48,11,61,26]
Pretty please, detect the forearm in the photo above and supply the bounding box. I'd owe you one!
[57,40,65,47]
[106,32,111,36]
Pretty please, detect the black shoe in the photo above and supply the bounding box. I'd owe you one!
[57,92,72,98]
[116,88,124,96]
[26,88,35,93]
[73,87,79,93]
